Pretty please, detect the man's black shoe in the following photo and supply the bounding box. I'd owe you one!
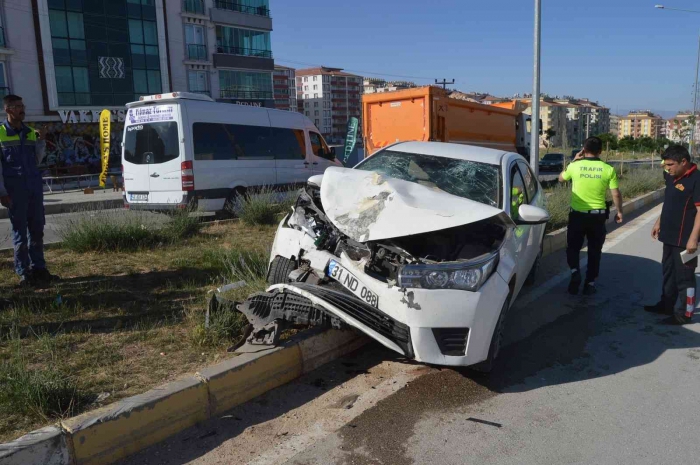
[583,283,597,296]
[644,302,673,315]
[673,313,693,325]
[17,274,35,289]
[32,268,59,284]
[568,270,582,295]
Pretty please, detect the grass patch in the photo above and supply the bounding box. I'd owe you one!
[0,220,277,441]
[58,209,201,253]
[234,187,297,226]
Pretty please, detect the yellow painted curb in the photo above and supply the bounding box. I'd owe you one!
[61,376,209,465]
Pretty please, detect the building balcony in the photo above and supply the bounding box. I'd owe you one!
[214,1,270,17]
[186,44,208,61]
[215,46,272,58]
[183,0,206,15]
[220,89,273,100]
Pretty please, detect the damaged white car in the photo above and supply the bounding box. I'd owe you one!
[232,142,549,370]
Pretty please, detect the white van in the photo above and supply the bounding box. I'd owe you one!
[122,92,342,212]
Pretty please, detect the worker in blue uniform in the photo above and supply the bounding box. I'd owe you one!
[0,94,58,287]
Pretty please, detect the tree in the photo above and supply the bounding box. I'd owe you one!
[596,132,618,151]
[618,136,636,151]
[543,128,556,152]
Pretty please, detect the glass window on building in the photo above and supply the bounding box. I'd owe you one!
[188,70,209,94]
[219,70,272,99]
[0,63,7,97]
[215,26,271,57]
[214,0,269,17]
[185,24,207,61]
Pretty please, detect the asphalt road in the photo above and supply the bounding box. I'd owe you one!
[117,202,700,465]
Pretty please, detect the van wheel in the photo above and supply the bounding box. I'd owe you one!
[222,188,248,218]
[470,297,510,374]
[267,256,297,285]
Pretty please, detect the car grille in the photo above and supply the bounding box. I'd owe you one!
[432,328,470,356]
[291,283,414,358]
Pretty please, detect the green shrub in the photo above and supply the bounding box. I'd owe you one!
[544,184,571,232]
[618,167,664,199]
[58,209,201,252]
[234,187,297,226]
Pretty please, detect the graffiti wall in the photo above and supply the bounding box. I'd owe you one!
[38,122,123,174]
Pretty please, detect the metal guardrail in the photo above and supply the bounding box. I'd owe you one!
[214,1,271,17]
[220,90,272,99]
[187,44,207,61]
[183,0,205,14]
[215,46,272,58]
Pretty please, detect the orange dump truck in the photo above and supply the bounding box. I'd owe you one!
[362,86,532,160]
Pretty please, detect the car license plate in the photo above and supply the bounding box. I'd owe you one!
[130,193,148,202]
[327,260,379,308]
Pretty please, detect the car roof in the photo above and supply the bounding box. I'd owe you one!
[386,141,508,165]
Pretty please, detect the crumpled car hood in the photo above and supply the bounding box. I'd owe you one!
[319,167,513,242]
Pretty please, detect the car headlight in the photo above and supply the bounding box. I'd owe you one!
[398,253,499,292]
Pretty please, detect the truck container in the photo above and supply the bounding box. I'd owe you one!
[362,86,532,160]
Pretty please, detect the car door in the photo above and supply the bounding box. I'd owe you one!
[309,131,341,174]
[509,162,535,289]
[517,159,546,264]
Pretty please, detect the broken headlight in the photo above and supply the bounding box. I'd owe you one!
[398,254,499,292]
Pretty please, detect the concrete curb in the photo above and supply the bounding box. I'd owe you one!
[542,188,664,258]
[0,198,124,220]
[0,329,368,465]
[0,188,665,465]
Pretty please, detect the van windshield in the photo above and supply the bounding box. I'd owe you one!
[124,122,179,165]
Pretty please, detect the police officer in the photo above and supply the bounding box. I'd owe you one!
[0,94,57,287]
[645,145,700,324]
[559,136,623,295]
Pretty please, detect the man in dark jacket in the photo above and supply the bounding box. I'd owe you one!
[645,145,700,324]
[0,94,57,287]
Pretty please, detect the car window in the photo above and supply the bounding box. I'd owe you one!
[124,122,179,165]
[309,132,334,161]
[510,165,528,218]
[517,160,538,203]
[355,150,500,208]
[193,123,272,160]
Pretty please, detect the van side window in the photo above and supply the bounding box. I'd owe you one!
[309,132,334,160]
[193,123,271,160]
[270,128,306,160]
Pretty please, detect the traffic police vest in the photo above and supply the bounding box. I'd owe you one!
[0,122,41,179]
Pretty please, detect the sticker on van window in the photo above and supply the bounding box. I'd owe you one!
[127,106,175,125]
[126,125,144,132]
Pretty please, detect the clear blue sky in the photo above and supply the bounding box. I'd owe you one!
[271,0,700,117]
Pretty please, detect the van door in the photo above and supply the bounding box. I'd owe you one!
[123,104,183,206]
[309,131,341,174]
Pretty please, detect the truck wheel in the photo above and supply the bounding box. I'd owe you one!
[267,256,297,285]
[470,297,510,374]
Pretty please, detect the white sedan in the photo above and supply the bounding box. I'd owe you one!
[235,142,549,371]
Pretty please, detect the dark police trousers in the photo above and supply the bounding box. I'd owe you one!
[661,244,697,315]
[566,211,607,283]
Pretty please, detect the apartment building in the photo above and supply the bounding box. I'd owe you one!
[363,78,416,94]
[173,0,274,106]
[296,67,362,144]
[609,114,620,137]
[619,111,665,138]
[667,112,700,144]
[513,98,567,148]
[273,65,297,111]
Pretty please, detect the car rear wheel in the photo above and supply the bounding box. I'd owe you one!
[470,297,510,373]
[267,256,298,285]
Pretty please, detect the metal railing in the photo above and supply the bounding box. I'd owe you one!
[187,44,208,61]
[220,89,272,99]
[183,0,205,14]
[215,45,272,58]
[214,1,271,17]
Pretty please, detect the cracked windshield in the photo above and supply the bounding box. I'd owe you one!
[356,150,500,207]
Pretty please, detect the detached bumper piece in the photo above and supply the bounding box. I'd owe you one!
[228,283,414,358]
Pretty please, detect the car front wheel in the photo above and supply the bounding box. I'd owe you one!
[470,296,510,373]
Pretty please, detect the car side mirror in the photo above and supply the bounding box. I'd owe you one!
[517,204,550,225]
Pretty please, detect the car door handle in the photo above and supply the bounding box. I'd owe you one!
[303,162,310,165]
[150,173,160,178]
[312,162,318,165]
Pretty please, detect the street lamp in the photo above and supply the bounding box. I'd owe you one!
[656,4,700,157]
[531,0,541,176]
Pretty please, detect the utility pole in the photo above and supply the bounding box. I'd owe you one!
[435,79,455,90]
[530,0,542,175]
